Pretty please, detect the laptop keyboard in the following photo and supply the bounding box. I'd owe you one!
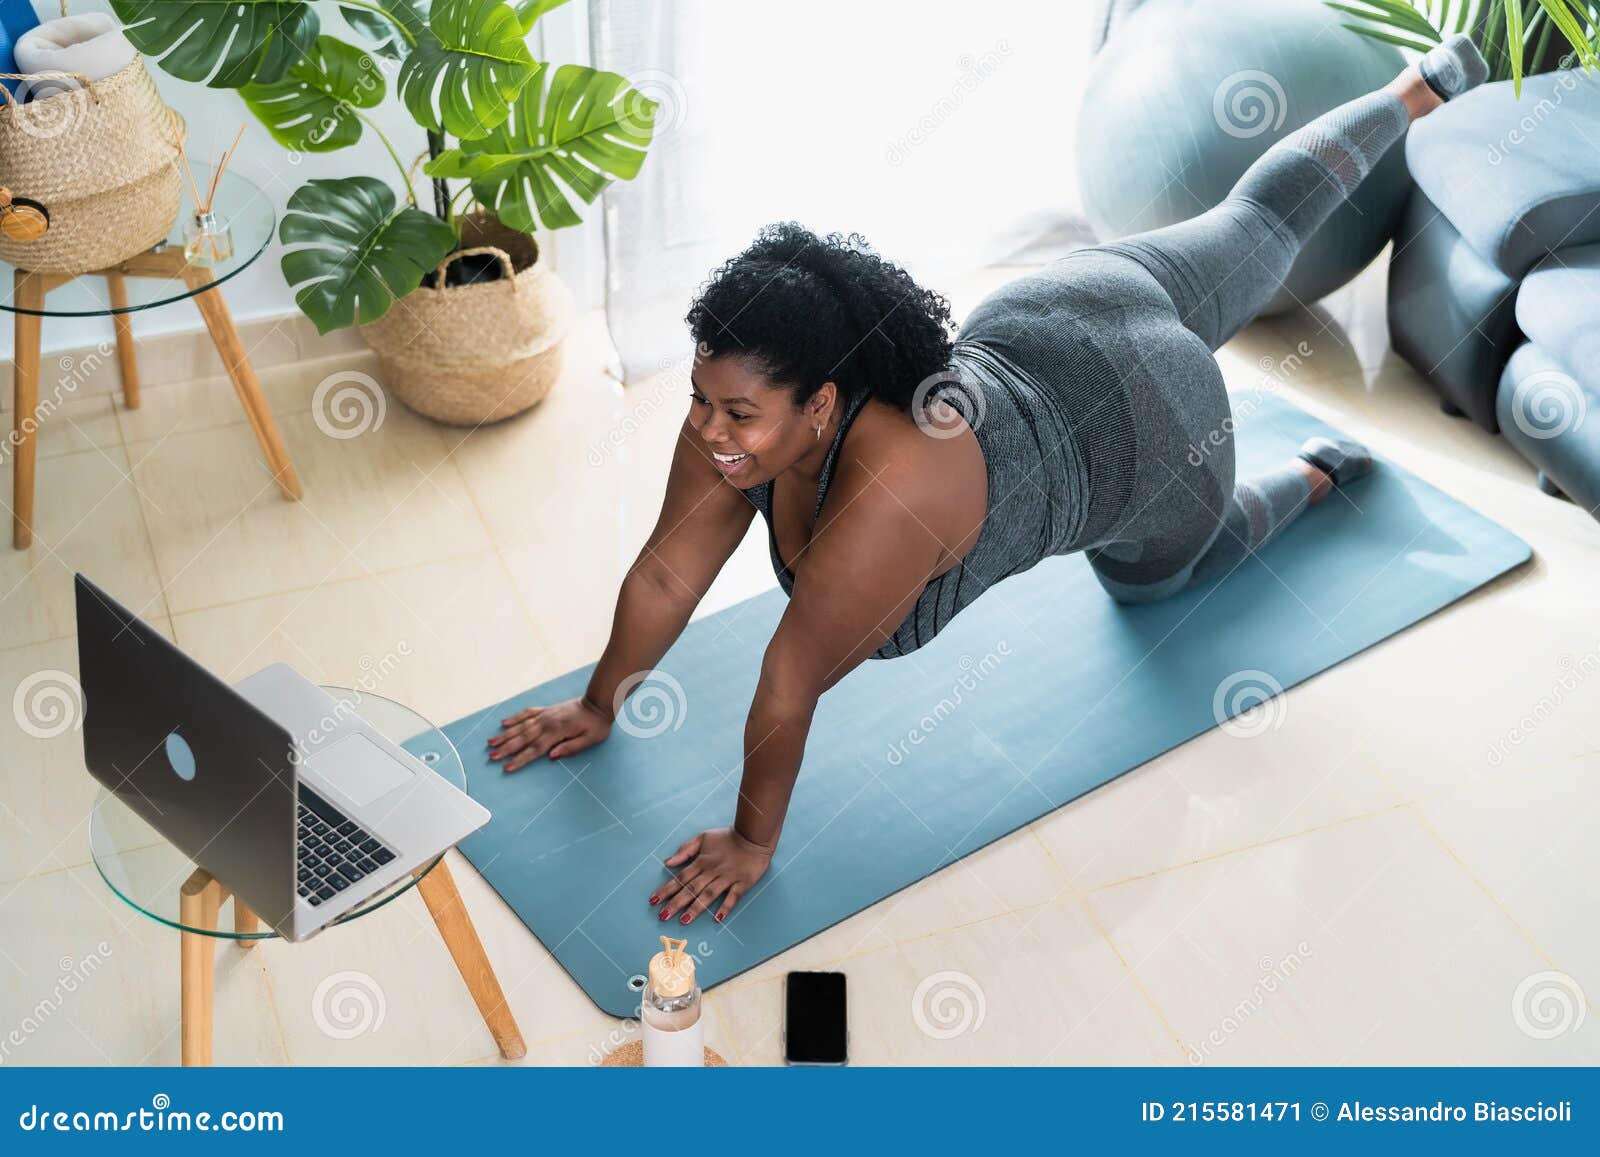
[296,786,397,907]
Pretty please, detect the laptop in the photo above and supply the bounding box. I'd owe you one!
[74,573,490,941]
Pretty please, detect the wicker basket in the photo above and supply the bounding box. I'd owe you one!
[0,57,185,274]
[361,213,575,426]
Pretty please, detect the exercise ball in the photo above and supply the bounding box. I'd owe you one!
[1077,0,1412,312]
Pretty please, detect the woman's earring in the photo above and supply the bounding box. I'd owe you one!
[815,425,823,441]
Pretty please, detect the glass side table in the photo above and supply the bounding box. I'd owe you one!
[89,688,524,1066]
[2,165,301,551]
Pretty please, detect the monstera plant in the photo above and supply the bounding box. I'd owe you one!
[110,0,656,334]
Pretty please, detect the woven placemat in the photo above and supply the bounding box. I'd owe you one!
[598,1041,727,1067]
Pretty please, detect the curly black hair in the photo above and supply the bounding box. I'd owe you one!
[684,222,955,411]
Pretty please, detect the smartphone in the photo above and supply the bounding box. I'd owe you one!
[784,970,848,1065]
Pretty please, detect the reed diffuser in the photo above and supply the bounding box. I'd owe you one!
[175,118,245,268]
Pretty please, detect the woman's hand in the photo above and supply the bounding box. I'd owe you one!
[651,827,773,924]
[487,696,612,772]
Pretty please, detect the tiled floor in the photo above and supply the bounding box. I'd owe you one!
[2,250,1597,1066]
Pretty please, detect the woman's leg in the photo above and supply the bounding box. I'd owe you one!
[1088,40,1487,603]
[1102,35,1487,350]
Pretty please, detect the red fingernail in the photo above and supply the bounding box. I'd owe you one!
[714,912,724,923]
[659,908,670,920]
[679,913,691,924]
[648,895,659,905]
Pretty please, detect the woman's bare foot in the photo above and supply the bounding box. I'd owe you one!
[1298,459,1334,505]
[1386,65,1444,121]
[1390,33,1490,119]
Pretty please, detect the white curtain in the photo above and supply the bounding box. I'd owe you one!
[589,0,1095,382]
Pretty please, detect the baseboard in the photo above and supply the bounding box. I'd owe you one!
[0,312,370,410]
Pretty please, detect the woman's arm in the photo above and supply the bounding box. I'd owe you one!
[653,455,947,923]
[492,415,755,771]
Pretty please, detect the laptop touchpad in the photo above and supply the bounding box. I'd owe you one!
[306,734,414,807]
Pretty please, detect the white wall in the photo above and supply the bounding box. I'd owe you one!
[2,0,603,359]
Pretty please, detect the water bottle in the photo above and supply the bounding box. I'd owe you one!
[0,0,40,97]
[0,1,41,38]
[640,936,704,1067]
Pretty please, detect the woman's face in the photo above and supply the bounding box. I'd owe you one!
[688,351,832,485]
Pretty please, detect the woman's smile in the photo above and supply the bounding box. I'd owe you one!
[709,447,753,475]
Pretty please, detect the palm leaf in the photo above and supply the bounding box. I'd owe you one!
[110,0,317,88]
[280,177,457,333]
[398,0,537,139]
[425,63,655,232]
[1534,0,1599,66]
[241,36,386,153]
[1337,19,1441,50]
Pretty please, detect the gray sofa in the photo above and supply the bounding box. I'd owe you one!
[1388,67,1600,516]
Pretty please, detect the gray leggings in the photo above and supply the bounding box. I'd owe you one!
[1080,89,1411,602]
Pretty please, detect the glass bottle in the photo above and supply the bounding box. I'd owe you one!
[183,211,234,267]
[641,936,703,1066]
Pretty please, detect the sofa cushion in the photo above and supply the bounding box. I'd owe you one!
[1388,187,1521,432]
[1497,341,1600,519]
[1516,241,1600,393]
[1406,68,1600,277]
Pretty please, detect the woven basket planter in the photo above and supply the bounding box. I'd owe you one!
[361,214,575,426]
[0,58,185,274]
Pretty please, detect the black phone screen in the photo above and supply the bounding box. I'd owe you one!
[784,971,847,1064]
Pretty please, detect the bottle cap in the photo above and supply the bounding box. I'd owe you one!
[648,936,696,998]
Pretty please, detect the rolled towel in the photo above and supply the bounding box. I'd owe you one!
[14,13,135,100]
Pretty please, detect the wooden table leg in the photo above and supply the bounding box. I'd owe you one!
[416,857,527,1060]
[11,270,43,550]
[179,269,302,501]
[179,868,222,1066]
[234,898,259,943]
[105,274,140,409]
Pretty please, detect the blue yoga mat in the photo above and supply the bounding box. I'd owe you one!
[432,390,1529,1017]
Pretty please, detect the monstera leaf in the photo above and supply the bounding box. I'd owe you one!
[341,0,430,61]
[398,0,537,139]
[111,0,318,87]
[425,64,655,231]
[512,0,571,27]
[241,37,386,153]
[280,177,457,334]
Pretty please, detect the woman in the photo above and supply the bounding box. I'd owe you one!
[489,39,1487,924]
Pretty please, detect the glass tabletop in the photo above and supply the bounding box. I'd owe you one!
[0,165,275,318]
[89,687,464,941]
